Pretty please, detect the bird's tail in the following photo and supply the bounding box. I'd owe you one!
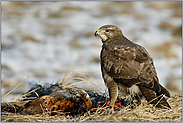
[159,84,170,97]
[139,85,171,109]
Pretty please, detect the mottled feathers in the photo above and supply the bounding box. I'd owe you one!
[94,25,171,109]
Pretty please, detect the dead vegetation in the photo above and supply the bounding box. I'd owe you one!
[1,93,182,122]
[1,71,182,122]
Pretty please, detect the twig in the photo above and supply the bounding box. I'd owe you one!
[2,76,30,98]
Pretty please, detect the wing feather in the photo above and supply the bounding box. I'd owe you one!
[101,41,154,82]
[98,25,171,109]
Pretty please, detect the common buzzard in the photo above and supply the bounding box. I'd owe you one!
[94,25,171,110]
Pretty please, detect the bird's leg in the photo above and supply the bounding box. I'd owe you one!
[107,81,118,113]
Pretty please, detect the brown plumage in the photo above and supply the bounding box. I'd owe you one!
[1,87,92,115]
[94,25,171,110]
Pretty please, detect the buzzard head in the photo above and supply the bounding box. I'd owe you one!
[94,25,123,42]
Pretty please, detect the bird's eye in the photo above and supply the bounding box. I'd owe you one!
[106,29,109,32]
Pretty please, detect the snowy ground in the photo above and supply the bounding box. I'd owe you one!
[1,1,182,101]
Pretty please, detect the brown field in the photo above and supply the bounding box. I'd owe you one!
[1,93,182,122]
[1,71,182,122]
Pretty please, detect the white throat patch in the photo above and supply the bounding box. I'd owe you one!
[99,34,108,41]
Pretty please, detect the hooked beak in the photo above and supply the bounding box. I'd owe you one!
[94,29,100,36]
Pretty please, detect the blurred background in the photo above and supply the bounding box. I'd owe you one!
[1,1,182,101]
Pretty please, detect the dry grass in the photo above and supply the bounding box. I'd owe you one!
[1,93,182,122]
[1,71,182,122]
